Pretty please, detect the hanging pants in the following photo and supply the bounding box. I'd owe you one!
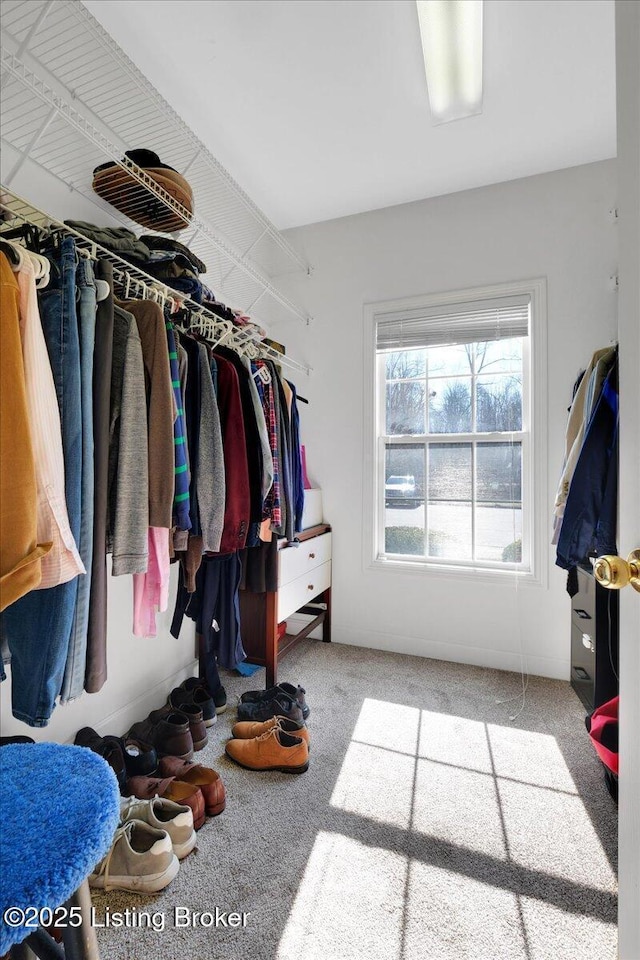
[3,237,82,726]
[171,552,245,691]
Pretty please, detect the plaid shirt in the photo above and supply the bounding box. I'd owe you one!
[254,362,281,527]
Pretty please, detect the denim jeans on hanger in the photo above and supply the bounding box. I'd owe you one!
[61,256,96,702]
[3,236,83,726]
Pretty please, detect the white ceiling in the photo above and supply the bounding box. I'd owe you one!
[84,0,616,230]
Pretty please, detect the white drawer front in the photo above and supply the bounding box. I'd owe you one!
[278,560,331,622]
[279,532,332,587]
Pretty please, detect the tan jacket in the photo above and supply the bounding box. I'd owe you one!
[0,253,50,610]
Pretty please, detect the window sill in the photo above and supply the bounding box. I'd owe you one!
[368,554,543,587]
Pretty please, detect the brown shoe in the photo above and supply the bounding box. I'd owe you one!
[225,727,309,774]
[159,757,226,816]
[231,715,310,748]
[155,702,208,752]
[125,775,205,830]
[127,710,194,761]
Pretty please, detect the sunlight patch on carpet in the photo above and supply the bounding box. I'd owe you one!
[276,831,407,960]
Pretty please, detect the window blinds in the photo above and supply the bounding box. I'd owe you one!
[376,294,530,351]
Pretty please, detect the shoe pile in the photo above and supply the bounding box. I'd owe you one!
[226,683,311,774]
[75,677,227,819]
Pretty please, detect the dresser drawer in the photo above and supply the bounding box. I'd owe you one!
[571,567,595,629]
[277,560,331,621]
[278,532,332,587]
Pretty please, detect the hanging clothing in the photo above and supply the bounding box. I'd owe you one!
[242,357,274,502]
[212,354,250,554]
[3,237,84,726]
[133,527,171,638]
[215,346,264,546]
[107,306,148,575]
[556,360,619,570]
[61,256,98,703]
[181,336,203,537]
[85,259,115,694]
[0,252,49,611]
[172,552,245,672]
[196,342,225,554]
[552,345,617,542]
[165,321,191,532]
[117,299,175,529]
[255,363,282,536]
[286,379,305,534]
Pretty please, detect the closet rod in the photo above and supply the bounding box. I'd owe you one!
[0,188,312,377]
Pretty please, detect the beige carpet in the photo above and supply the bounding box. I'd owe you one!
[91,640,618,960]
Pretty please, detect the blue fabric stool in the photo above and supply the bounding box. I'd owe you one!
[0,743,119,959]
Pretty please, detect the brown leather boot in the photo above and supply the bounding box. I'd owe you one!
[225,727,309,773]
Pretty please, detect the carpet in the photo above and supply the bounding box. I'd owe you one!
[91,640,618,960]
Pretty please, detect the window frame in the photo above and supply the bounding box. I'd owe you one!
[363,278,548,586]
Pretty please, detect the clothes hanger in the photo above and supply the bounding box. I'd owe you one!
[0,230,50,286]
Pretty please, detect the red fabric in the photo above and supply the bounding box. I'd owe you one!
[212,355,250,554]
[588,696,619,775]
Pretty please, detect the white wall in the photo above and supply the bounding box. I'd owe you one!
[0,155,198,743]
[277,161,618,680]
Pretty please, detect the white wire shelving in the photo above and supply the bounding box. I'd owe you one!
[0,188,312,377]
[0,0,312,332]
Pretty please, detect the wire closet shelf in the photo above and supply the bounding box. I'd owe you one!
[0,0,313,331]
[0,188,312,377]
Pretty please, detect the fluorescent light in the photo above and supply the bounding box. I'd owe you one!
[416,0,483,125]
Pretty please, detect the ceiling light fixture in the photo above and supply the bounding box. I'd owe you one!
[416,0,483,125]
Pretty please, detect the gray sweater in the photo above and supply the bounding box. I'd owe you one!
[197,342,226,553]
[107,306,149,575]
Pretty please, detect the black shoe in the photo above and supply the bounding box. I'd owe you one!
[239,683,310,720]
[0,736,35,747]
[74,727,127,792]
[169,685,217,728]
[180,677,227,716]
[105,735,158,779]
[236,694,305,724]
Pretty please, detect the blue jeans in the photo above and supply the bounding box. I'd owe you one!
[3,237,83,726]
[61,257,96,702]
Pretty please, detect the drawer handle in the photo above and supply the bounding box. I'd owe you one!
[308,584,314,591]
[582,633,595,652]
[309,552,316,559]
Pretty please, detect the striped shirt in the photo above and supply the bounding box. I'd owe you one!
[166,321,191,531]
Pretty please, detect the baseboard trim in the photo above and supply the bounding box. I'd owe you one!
[88,658,200,740]
[333,625,568,681]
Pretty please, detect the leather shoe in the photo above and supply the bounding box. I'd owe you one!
[225,727,309,774]
[159,756,226,816]
[127,710,194,761]
[125,775,205,830]
[231,715,309,748]
[75,727,126,792]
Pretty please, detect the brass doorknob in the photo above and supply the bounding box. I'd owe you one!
[593,550,640,592]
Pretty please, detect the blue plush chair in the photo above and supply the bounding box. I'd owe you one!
[0,743,120,959]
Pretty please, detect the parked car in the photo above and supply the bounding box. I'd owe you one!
[385,475,416,506]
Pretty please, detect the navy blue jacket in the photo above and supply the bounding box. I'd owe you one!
[556,357,618,570]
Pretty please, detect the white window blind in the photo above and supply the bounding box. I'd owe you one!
[376,294,530,351]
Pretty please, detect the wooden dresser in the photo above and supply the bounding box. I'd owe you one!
[239,523,332,687]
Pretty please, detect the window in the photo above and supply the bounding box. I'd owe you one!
[366,281,547,579]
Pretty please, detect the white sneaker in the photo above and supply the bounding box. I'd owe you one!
[89,820,179,893]
[120,795,196,860]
